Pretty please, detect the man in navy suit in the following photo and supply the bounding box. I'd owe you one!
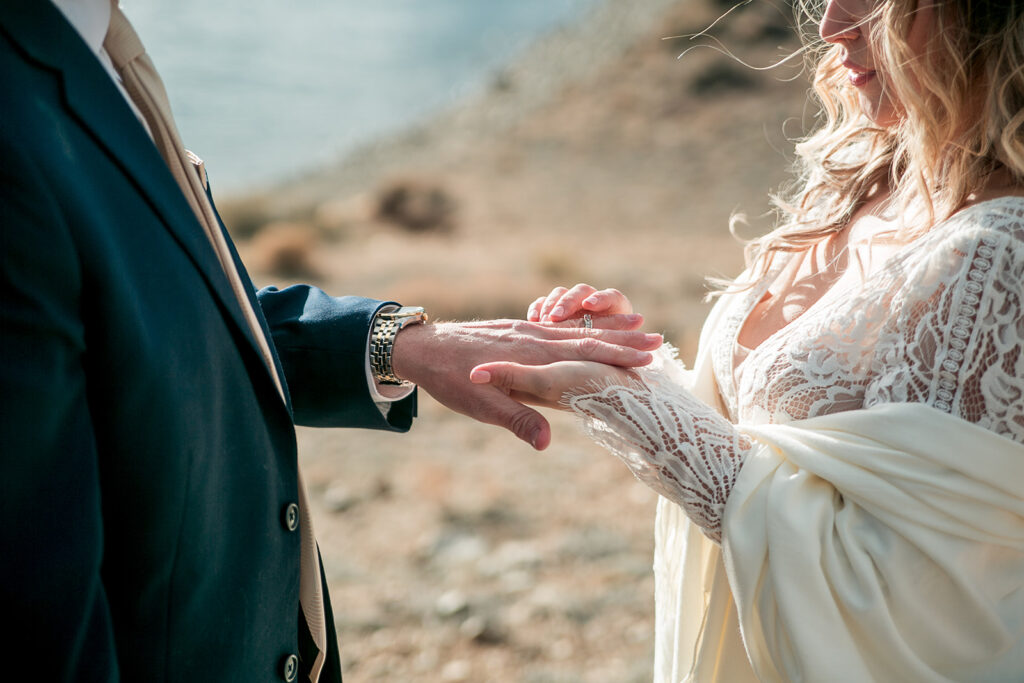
[0,1,660,681]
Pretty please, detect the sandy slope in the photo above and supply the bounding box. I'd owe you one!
[226,0,811,679]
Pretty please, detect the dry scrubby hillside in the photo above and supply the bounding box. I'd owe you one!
[223,0,810,680]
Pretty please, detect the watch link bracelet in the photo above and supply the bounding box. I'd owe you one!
[370,306,428,385]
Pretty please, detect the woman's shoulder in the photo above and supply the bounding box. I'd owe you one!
[938,195,1024,242]
[921,195,1024,263]
[887,195,1024,299]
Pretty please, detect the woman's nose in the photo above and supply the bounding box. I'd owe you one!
[820,0,862,43]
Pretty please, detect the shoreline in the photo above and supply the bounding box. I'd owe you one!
[225,0,686,214]
[227,0,808,353]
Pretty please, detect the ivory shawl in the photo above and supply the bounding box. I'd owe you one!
[651,299,1024,683]
[652,299,1024,682]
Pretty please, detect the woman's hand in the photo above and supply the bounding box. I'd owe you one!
[469,360,634,410]
[391,320,660,450]
[527,283,635,324]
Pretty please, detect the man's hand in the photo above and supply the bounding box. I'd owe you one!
[390,318,661,450]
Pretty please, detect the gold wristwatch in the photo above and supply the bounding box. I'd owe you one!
[370,306,428,385]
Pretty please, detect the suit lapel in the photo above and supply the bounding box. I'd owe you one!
[1,0,286,407]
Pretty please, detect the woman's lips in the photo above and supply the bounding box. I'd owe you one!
[848,70,876,86]
[843,60,876,87]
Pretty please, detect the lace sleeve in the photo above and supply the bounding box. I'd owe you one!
[866,209,1024,444]
[565,347,754,543]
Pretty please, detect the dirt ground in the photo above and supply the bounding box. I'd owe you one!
[226,0,810,679]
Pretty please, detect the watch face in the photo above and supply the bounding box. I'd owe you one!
[381,306,427,321]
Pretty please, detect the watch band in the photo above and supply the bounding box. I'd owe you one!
[370,306,427,385]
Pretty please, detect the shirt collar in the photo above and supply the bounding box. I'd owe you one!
[50,0,111,57]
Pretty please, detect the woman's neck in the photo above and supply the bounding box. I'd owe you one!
[965,166,1024,205]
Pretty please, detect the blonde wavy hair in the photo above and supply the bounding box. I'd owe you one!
[740,0,1024,282]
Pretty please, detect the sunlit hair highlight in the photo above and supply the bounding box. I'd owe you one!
[733,0,1024,286]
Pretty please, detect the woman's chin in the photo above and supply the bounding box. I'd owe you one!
[858,94,900,128]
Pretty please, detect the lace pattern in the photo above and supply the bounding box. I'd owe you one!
[867,217,1024,439]
[567,197,1024,541]
[567,355,754,543]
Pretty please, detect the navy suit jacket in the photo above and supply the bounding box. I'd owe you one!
[0,1,415,680]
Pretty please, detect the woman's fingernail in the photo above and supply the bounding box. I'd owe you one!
[626,314,643,322]
[530,428,542,449]
[470,369,491,383]
[645,333,662,342]
[550,306,565,319]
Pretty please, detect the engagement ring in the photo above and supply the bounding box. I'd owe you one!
[583,314,593,329]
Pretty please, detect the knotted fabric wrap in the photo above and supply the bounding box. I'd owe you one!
[103,5,327,680]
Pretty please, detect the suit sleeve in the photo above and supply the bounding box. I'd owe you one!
[0,138,120,680]
[256,284,416,430]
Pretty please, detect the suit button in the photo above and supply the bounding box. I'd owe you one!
[282,503,299,532]
[279,653,299,682]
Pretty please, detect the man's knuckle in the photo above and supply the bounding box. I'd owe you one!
[510,319,530,334]
[508,410,534,438]
[577,336,601,356]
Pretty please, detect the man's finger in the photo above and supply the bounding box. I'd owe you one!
[563,337,655,366]
[476,331,655,366]
[473,388,552,450]
[550,313,644,331]
[538,325,662,349]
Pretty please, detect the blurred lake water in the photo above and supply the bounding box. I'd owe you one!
[125,0,601,192]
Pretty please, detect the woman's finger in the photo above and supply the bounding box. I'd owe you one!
[538,286,568,322]
[581,288,632,315]
[470,362,567,408]
[547,283,597,322]
[526,296,547,322]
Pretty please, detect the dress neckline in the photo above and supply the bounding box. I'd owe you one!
[721,194,1024,416]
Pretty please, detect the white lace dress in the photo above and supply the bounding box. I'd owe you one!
[565,194,1024,679]
[569,196,1024,542]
